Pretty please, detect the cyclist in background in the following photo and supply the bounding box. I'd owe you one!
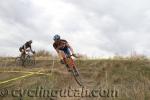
[19,40,35,58]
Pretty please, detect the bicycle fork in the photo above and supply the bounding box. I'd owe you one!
[69,58,79,76]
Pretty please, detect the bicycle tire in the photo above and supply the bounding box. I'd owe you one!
[15,57,22,66]
[66,56,83,87]
[71,67,83,87]
[24,55,36,66]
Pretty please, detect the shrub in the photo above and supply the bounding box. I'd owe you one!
[35,50,52,57]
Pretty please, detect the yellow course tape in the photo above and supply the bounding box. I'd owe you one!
[0,70,33,74]
[0,71,52,76]
[0,73,35,85]
[0,70,51,85]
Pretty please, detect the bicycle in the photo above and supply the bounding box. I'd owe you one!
[15,50,36,67]
[65,55,83,87]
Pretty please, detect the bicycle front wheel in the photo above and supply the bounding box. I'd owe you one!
[24,56,36,66]
[71,67,83,87]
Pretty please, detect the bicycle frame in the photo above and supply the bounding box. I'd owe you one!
[65,55,83,87]
[21,50,33,59]
[66,55,75,69]
[16,50,35,67]
[25,50,32,56]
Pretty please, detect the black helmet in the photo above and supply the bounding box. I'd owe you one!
[53,34,60,41]
[28,40,32,43]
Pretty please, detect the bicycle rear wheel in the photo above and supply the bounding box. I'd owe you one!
[15,57,22,66]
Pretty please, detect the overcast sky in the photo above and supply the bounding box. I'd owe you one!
[1,0,150,57]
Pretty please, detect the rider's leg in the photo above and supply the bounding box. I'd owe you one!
[63,47,71,57]
[19,48,23,57]
[59,49,71,71]
[64,47,76,66]
[20,49,25,66]
[62,47,73,71]
[60,47,71,63]
[21,49,25,59]
[59,51,66,63]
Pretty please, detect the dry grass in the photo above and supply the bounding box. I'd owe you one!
[0,58,149,100]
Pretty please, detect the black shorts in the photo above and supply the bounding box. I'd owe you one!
[59,46,71,56]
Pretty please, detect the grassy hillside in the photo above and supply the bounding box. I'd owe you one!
[0,58,150,100]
